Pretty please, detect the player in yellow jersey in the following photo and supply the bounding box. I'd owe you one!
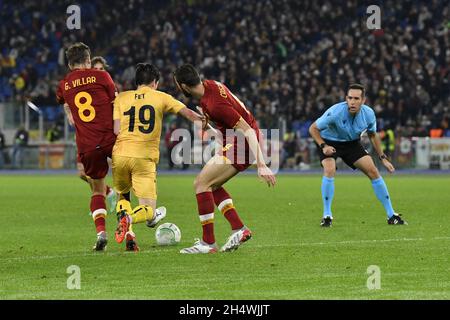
[113,63,204,251]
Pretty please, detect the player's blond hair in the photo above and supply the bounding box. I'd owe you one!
[91,56,109,69]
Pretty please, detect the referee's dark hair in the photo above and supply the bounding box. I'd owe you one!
[173,64,201,87]
[347,83,366,97]
[135,63,160,86]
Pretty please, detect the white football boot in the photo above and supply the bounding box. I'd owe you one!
[180,239,218,254]
[220,226,252,252]
[146,206,167,228]
[106,188,118,214]
[92,231,108,251]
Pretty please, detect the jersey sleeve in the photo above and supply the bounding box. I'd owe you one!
[163,93,186,114]
[209,102,242,128]
[101,72,117,101]
[207,81,243,128]
[315,105,338,130]
[55,80,65,104]
[367,109,377,133]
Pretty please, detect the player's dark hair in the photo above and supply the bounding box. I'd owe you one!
[66,42,91,66]
[173,64,201,87]
[347,83,366,97]
[91,56,109,69]
[135,63,160,86]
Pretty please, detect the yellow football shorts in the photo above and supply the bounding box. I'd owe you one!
[112,155,157,200]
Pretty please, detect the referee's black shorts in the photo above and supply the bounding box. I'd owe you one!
[316,139,369,170]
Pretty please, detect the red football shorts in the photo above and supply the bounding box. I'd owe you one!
[220,129,264,172]
[79,143,114,179]
[221,142,251,172]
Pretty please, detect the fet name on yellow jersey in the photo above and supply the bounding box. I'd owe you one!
[113,86,185,162]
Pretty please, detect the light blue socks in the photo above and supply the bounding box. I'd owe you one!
[371,177,395,218]
[321,176,335,218]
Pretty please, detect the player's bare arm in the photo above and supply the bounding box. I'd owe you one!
[114,119,120,136]
[234,117,276,187]
[178,107,205,124]
[368,131,395,173]
[63,103,75,126]
[309,122,336,156]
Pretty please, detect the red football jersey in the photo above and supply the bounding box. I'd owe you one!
[56,68,116,153]
[199,79,259,138]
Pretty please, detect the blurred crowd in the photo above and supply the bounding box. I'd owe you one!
[1,0,449,144]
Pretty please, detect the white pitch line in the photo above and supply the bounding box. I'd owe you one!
[0,247,171,262]
[430,237,450,241]
[255,237,426,248]
[1,236,450,263]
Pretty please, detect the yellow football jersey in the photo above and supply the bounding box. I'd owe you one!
[113,86,185,162]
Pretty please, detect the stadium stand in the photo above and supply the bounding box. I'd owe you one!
[0,0,449,168]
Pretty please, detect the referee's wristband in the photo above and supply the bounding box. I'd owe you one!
[320,143,327,149]
[379,154,388,160]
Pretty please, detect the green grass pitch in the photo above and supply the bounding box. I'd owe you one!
[0,173,449,299]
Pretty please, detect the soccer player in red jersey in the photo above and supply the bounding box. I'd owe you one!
[63,56,117,215]
[173,64,276,254]
[56,43,117,251]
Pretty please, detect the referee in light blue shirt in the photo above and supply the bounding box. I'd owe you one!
[309,84,407,227]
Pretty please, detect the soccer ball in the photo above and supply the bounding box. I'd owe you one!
[155,223,181,246]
